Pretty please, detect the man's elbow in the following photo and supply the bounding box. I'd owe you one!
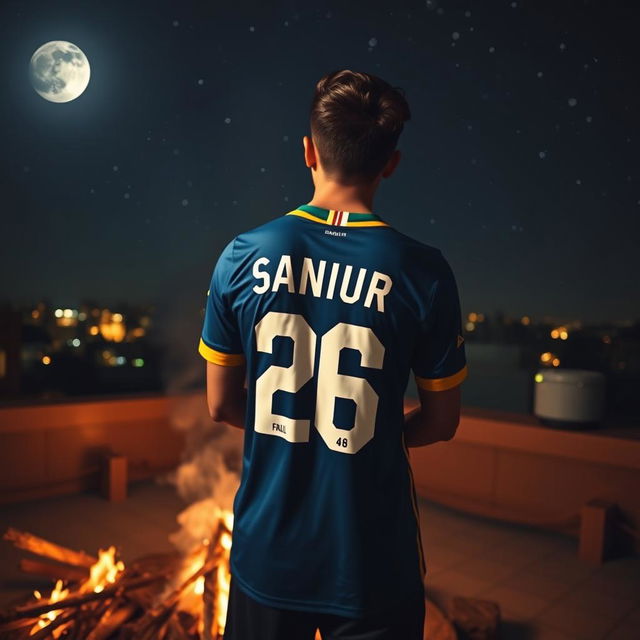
[208,404,227,423]
[433,417,461,441]
[440,427,458,441]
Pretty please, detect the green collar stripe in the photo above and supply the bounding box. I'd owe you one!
[287,204,390,227]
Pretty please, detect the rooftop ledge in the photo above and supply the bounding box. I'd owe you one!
[0,392,637,470]
[0,392,639,556]
[404,397,640,472]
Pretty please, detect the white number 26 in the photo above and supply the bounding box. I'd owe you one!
[254,311,384,454]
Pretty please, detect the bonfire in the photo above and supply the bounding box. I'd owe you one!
[0,507,233,640]
[0,400,463,640]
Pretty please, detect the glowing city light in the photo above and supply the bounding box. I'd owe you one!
[551,326,568,340]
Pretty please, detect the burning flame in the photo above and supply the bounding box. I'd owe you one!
[85,545,126,593]
[31,579,69,634]
[29,546,125,636]
[169,508,234,637]
[216,512,233,631]
[10,399,331,638]
[170,506,323,639]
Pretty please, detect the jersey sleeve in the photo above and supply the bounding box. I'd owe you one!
[197,238,246,366]
[411,251,468,391]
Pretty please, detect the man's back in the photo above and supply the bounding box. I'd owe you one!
[199,203,468,618]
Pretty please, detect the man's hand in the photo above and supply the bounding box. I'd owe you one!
[403,383,462,447]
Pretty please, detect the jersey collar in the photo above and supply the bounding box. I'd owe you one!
[286,203,391,228]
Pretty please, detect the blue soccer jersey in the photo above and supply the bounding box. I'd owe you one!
[198,203,468,618]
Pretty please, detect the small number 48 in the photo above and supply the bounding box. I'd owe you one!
[336,437,348,448]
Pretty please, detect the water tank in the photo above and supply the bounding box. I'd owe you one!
[533,368,606,429]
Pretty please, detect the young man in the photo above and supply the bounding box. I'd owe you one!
[198,69,468,640]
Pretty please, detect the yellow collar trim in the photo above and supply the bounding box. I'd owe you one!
[286,209,391,228]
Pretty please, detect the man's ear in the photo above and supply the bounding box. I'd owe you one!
[303,135,316,168]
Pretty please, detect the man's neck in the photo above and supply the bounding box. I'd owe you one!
[307,185,376,214]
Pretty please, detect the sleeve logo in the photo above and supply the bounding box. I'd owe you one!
[456,334,464,348]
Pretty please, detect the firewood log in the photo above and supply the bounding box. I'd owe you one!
[202,522,223,640]
[0,615,40,634]
[3,528,97,568]
[85,599,138,640]
[176,609,198,636]
[163,616,191,640]
[26,608,75,640]
[0,572,168,623]
[125,601,176,640]
[18,557,89,583]
[153,551,222,614]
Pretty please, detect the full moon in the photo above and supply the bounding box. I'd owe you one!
[29,41,90,103]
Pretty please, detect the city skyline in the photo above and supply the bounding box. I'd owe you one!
[12,297,639,330]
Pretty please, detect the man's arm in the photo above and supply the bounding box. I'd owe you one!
[198,236,247,428]
[206,360,247,429]
[406,250,467,447]
[404,383,462,447]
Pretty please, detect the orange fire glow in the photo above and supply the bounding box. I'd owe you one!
[31,579,69,635]
[168,508,234,637]
[29,546,124,638]
[30,546,124,636]
[25,512,325,639]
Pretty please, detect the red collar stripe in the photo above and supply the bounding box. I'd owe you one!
[330,210,347,225]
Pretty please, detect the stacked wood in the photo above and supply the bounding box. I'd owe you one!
[1,522,455,640]
[0,526,228,640]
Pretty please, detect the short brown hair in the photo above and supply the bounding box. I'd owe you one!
[309,69,411,184]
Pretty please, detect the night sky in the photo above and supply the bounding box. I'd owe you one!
[1,0,639,325]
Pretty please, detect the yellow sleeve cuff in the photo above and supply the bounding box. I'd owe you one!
[198,337,245,366]
[415,364,468,391]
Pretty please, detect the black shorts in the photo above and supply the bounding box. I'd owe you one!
[223,574,425,640]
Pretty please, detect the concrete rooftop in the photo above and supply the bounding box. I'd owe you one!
[0,479,638,639]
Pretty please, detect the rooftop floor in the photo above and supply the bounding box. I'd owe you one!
[1,479,638,639]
